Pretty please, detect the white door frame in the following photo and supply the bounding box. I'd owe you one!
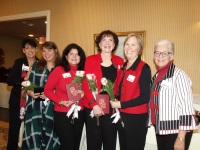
[0,10,50,40]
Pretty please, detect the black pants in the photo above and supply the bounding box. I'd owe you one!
[118,113,148,150]
[7,104,21,150]
[85,108,117,150]
[54,110,84,150]
[156,131,193,150]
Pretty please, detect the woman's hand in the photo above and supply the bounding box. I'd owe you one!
[27,90,40,99]
[93,105,103,116]
[39,92,47,99]
[24,66,32,81]
[174,138,185,150]
[174,130,186,150]
[59,100,75,107]
[78,90,84,98]
[110,100,121,108]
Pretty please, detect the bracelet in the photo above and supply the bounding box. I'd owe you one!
[88,99,96,105]
[177,137,184,142]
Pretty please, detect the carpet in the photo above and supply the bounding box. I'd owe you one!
[0,121,8,150]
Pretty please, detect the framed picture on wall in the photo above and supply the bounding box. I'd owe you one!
[94,31,146,60]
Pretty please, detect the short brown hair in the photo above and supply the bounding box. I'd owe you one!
[124,33,143,56]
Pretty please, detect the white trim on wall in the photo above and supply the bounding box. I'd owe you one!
[0,10,50,40]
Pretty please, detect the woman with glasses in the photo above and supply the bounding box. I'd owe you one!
[110,33,151,150]
[149,39,197,150]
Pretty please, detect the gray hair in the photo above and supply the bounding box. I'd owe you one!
[154,39,174,54]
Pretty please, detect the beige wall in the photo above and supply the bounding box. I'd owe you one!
[0,0,199,93]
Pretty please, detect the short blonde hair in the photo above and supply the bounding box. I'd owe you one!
[123,33,143,55]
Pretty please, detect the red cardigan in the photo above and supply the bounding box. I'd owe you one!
[114,60,149,114]
[44,66,84,112]
[82,53,124,109]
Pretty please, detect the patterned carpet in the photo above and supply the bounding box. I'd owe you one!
[0,121,8,150]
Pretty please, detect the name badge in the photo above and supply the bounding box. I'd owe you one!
[22,64,29,71]
[62,73,71,78]
[127,75,135,82]
[161,80,171,88]
[43,98,49,106]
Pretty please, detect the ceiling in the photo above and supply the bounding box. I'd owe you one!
[0,17,46,39]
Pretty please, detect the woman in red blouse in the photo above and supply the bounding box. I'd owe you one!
[82,30,124,150]
[44,43,86,150]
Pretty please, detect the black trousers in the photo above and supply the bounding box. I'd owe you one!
[156,131,193,150]
[54,110,84,150]
[118,113,148,150]
[7,103,21,150]
[85,108,118,150]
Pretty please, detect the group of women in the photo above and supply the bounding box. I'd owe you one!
[7,30,197,150]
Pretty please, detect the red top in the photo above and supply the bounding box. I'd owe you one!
[44,65,84,112]
[114,60,148,114]
[82,53,124,109]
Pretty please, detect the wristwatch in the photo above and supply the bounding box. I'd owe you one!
[177,137,184,142]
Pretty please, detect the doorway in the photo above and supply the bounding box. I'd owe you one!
[0,10,50,68]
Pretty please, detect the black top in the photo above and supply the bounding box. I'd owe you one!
[0,67,10,82]
[101,64,117,83]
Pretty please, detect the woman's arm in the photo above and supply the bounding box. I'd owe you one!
[82,57,98,108]
[44,67,62,105]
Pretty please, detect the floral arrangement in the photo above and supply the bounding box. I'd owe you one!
[86,74,97,92]
[86,74,100,125]
[100,77,115,101]
[100,77,123,126]
[71,70,85,86]
[21,80,37,95]
[20,80,37,119]
[67,71,85,121]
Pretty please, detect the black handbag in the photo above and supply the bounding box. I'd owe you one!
[195,110,200,125]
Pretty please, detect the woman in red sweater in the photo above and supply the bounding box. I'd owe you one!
[82,30,124,150]
[110,33,151,150]
[44,43,86,150]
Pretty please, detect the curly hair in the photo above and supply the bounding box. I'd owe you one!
[61,43,86,72]
[22,38,37,48]
[95,30,118,53]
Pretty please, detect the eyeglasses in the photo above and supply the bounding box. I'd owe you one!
[154,51,172,57]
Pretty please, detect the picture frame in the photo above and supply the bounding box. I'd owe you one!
[94,31,146,60]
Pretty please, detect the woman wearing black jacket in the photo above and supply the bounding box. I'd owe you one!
[7,38,38,150]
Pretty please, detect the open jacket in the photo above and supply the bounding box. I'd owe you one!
[82,53,124,109]
[149,63,197,135]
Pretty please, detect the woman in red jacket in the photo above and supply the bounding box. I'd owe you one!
[110,33,151,150]
[82,30,124,150]
[44,43,86,150]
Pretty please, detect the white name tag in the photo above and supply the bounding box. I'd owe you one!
[22,64,29,71]
[161,80,171,88]
[43,98,49,106]
[127,75,135,82]
[62,73,71,78]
